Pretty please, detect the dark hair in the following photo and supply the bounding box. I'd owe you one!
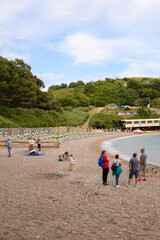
[101,150,106,155]
[133,153,137,157]
[115,154,119,159]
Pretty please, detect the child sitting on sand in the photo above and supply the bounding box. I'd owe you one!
[29,150,38,155]
[68,154,76,162]
[58,155,64,161]
[64,152,69,159]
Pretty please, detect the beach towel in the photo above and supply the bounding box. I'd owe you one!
[24,153,45,156]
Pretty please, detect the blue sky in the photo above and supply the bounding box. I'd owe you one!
[1,0,160,90]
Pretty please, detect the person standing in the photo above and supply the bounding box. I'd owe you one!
[102,150,110,186]
[138,148,147,181]
[112,154,122,187]
[37,138,41,151]
[128,153,140,186]
[7,139,12,157]
[29,138,34,151]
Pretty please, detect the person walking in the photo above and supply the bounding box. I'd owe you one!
[37,138,41,151]
[101,150,110,186]
[138,148,147,181]
[128,153,140,186]
[7,139,12,157]
[112,154,122,187]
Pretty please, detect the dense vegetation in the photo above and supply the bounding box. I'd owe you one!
[0,106,89,128]
[88,112,121,129]
[1,56,160,110]
[0,56,160,128]
[0,57,52,109]
[48,78,160,108]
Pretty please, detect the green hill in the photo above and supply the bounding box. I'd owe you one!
[1,56,160,128]
[0,107,89,128]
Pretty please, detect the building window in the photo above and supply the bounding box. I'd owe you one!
[147,121,152,123]
[126,121,132,124]
[134,121,139,124]
[141,121,146,124]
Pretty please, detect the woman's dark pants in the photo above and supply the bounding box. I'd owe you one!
[102,167,109,184]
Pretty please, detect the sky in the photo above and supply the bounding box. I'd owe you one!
[1,0,160,90]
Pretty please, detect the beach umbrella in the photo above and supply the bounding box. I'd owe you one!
[23,130,27,139]
[36,130,39,137]
[5,131,8,138]
[11,130,14,137]
[17,132,20,139]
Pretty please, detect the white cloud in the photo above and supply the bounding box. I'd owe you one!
[0,0,32,23]
[36,73,64,81]
[105,0,160,29]
[1,0,160,42]
[57,33,141,64]
[36,73,65,91]
[58,34,111,64]
[1,0,160,79]
[118,60,160,78]
[0,50,29,62]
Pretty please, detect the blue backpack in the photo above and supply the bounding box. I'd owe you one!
[98,155,104,167]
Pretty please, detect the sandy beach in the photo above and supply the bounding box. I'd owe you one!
[0,132,160,240]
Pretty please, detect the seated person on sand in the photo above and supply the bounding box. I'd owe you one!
[58,155,64,161]
[29,150,39,155]
[63,152,69,160]
[68,154,76,162]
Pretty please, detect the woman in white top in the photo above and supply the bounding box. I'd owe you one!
[112,154,122,187]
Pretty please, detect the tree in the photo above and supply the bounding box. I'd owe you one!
[127,79,142,89]
[137,107,152,117]
[77,80,85,86]
[69,82,78,88]
[119,88,139,106]
[75,94,89,107]
[48,85,61,91]
[84,82,96,94]
[151,98,160,108]
[36,91,53,110]
[60,83,67,89]
[0,57,46,108]
[141,98,150,107]
[60,95,79,107]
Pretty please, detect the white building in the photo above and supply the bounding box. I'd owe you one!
[121,118,160,130]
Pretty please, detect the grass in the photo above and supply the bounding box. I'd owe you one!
[0,107,90,128]
[88,111,122,129]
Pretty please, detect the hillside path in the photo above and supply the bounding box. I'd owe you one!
[82,107,104,129]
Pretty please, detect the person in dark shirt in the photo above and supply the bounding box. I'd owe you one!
[128,153,140,186]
